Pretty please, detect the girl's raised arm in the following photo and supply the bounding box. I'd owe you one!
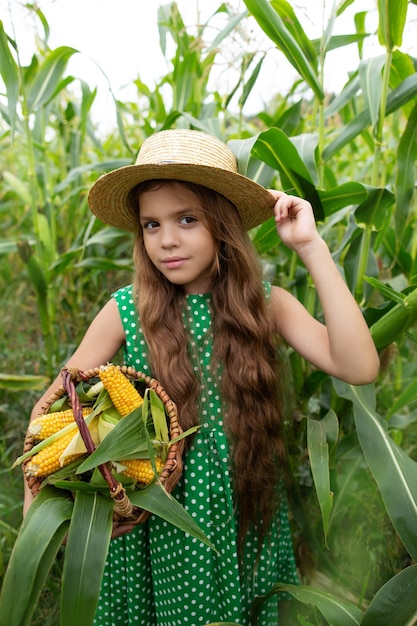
[269,191,380,385]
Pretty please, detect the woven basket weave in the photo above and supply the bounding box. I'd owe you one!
[23,365,184,526]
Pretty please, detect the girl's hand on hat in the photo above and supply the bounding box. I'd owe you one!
[270,190,321,257]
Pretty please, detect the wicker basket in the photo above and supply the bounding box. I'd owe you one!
[23,365,184,526]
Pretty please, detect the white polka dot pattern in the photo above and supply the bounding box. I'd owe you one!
[93,285,298,626]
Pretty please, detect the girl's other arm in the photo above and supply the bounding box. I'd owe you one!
[270,191,380,385]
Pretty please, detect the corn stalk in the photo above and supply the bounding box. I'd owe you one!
[354,0,408,302]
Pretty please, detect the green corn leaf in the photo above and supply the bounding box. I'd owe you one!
[334,381,417,562]
[76,407,147,473]
[354,9,367,57]
[323,109,371,161]
[31,5,50,41]
[228,135,276,188]
[339,227,379,297]
[229,134,258,176]
[84,227,129,248]
[243,0,324,101]
[387,378,417,419]
[150,389,169,446]
[76,257,134,271]
[168,425,201,446]
[390,50,417,117]
[377,0,408,50]
[142,389,158,467]
[128,481,218,552]
[60,491,114,626]
[2,171,32,205]
[323,73,417,160]
[325,75,360,119]
[0,487,73,626]
[207,10,247,52]
[290,133,319,186]
[318,182,368,217]
[51,479,110,493]
[252,128,324,220]
[0,372,50,391]
[359,56,386,127]
[364,277,407,305]
[239,55,265,108]
[54,160,131,192]
[0,21,19,135]
[0,240,18,254]
[270,0,317,67]
[250,583,364,626]
[26,46,78,111]
[395,100,417,238]
[252,218,279,256]
[254,126,313,184]
[79,79,97,138]
[354,186,395,231]
[307,411,338,547]
[360,565,417,625]
[314,33,369,55]
[386,72,417,113]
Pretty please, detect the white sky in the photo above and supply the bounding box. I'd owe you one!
[2,0,417,127]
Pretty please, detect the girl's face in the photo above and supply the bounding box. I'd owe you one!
[138,182,217,294]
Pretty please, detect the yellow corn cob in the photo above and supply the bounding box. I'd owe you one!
[24,430,83,478]
[28,407,93,440]
[119,457,164,485]
[98,365,143,417]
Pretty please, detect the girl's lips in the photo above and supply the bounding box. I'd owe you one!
[163,257,187,269]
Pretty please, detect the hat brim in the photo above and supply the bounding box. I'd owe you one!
[87,162,275,231]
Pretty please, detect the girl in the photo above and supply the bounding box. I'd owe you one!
[25,129,379,625]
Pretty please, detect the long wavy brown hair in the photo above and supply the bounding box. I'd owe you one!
[130,180,288,551]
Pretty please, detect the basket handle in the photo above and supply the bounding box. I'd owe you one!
[62,367,135,518]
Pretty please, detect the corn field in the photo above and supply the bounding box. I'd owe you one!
[1,1,417,624]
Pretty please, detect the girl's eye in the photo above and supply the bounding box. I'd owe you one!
[180,216,196,225]
[143,221,159,230]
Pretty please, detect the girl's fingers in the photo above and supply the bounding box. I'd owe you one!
[272,193,300,223]
[269,190,289,220]
[269,190,312,220]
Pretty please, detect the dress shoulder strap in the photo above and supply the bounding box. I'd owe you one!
[111,285,151,372]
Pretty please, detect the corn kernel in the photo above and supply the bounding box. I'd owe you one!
[98,365,143,417]
[119,457,163,485]
[24,431,83,478]
[28,407,92,440]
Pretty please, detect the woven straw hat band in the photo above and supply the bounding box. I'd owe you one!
[137,130,238,173]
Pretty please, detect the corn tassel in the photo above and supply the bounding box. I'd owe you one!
[25,430,84,478]
[28,407,92,440]
[98,364,143,417]
[119,457,163,485]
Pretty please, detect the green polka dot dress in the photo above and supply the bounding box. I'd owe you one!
[93,285,298,626]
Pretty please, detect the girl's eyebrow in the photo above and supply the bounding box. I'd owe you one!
[139,207,200,222]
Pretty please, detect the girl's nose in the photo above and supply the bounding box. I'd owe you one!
[160,225,179,248]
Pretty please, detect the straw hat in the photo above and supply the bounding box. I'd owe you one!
[87,129,275,231]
